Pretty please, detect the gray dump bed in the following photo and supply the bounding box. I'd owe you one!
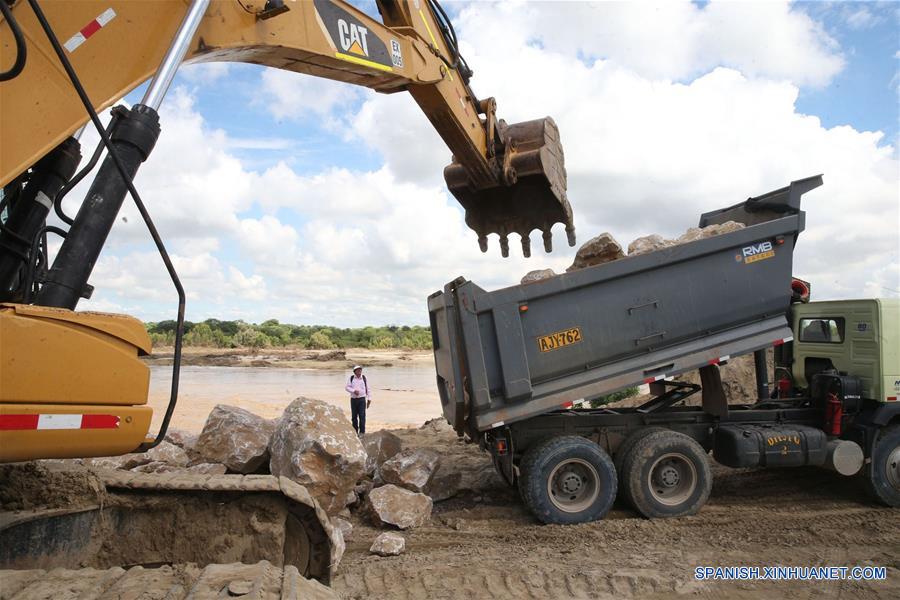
[428,176,822,436]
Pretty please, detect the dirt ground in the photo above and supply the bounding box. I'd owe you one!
[2,422,897,599]
[333,425,900,600]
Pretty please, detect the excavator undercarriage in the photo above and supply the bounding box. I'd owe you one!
[0,464,343,584]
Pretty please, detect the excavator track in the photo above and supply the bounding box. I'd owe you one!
[0,464,342,588]
[0,561,338,599]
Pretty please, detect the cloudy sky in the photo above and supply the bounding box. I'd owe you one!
[67,0,898,326]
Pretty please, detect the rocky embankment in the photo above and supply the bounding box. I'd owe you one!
[56,400,497,564]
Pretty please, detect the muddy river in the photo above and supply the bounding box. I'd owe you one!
[147,364,441,433]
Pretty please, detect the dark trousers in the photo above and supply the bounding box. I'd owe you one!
[350,397,366,435]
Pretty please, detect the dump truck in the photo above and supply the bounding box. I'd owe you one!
[428,174,900,524]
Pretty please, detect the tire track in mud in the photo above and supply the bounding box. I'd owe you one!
[334,462,900,600]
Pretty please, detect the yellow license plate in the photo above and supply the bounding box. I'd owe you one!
[538,327,583,352]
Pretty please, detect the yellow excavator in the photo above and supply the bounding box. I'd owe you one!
[0,0,572,588]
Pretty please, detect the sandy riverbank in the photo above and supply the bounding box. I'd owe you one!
[144,347,434,370]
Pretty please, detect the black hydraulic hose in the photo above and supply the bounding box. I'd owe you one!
[22,224,65,303]
[27,0,185,451]
[0,0,27,81]
[54,114,121,226]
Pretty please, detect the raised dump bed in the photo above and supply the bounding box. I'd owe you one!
[428,176,823,437]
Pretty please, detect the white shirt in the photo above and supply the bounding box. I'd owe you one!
[345,374,370,400]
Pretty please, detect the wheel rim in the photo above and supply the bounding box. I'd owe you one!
[647,452,697,506]
[547,458,601,513]
[886,445,900,492]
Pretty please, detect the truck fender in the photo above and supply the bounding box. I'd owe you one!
[869,402,900,427]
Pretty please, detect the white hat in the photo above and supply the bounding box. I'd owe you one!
[352,365,363,371]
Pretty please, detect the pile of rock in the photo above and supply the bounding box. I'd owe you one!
[520,221,745,284]
[86,399,470,560]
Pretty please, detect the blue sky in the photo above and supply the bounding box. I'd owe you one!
[81,0,898,326]
[796,2,898,143]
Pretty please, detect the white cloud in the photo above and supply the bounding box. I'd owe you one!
[455,1,844,88]
[55,1,896,326]
[258,69,364,125]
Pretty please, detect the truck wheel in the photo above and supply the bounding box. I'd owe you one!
[865,425,900,507]
[519,436,617,524]
[614,427,668,505]
[621,430,711,519]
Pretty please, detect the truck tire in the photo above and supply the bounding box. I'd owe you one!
[621,430,711,519]
[614,427,668,505]
[519,436,617,524]
[865,425,900,507]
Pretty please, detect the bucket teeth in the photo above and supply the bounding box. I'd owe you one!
[444,116,575,258]
[521,235,531,258]
[542,230,553,253]
[499,235,510,258]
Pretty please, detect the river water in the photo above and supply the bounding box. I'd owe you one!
[147,364,442,433]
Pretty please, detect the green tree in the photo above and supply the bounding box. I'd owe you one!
[307,331,334,349]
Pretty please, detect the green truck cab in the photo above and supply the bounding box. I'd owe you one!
[790,298,900,404]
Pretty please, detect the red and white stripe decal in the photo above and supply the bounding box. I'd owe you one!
[643,374,667,384]
[0,414,120,431]
[708,355,731,365]
[773,336,794,347]
[64,8,116,53]
[561,401,574,409]
[887,397,897,403]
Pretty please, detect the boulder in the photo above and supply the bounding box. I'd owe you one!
[366,484,432,529]
[675,220,744,244]
[333,518,353,541]
[163,428,198,451]
[566,233,625,271]
[195,405,274,474]
[269,397,367,515]
[362,430,402,476]
[89,453,149,471]
[627,222,745,257]
[425,471,462,502]
[380,448,440,493]
[370,532,406,556]
[90,440,187,471]
[145,440,189,467]
[354,479,375,499]
[188,462,227,475]
[520,269,556,284]
[419,418,453,434]
[627,234,671,256]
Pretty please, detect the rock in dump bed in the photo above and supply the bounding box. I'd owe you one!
[0,561,338,600]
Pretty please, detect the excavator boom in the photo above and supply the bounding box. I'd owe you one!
[0,0,574,255]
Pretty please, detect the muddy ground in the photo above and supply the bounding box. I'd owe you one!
[333,425,900,600]
[2,422,897,599]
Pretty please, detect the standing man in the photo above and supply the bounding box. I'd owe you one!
[345,365,371,436]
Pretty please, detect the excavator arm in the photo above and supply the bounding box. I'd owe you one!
[0,0,574,257]
[0,0,575,457]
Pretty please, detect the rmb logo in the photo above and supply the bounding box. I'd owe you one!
[741,241,775,264]
[337,19,369,56]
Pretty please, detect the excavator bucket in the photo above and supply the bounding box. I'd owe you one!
[444,117,575,257]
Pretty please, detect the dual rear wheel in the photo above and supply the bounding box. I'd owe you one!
[517,430,711,524]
